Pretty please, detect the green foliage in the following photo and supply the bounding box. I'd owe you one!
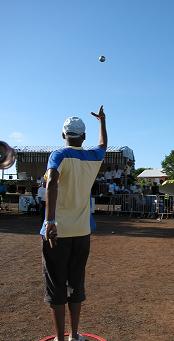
[132,167,146,178]
[130,167,147,183]
[161,150,174,179]
[138,178,151,186]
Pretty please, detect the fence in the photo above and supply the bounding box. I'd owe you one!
[94,194,174,219]
[1,193,174,219]
[0,193,19,213]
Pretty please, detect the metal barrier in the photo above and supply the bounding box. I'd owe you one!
[0,194,19,213]
[94,194,174,219]
[1,193,174,219]
[156,195,174,219]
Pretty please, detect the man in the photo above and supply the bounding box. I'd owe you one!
[40,105,107,341]
[104,166,112,183]
[108,179,117,195]
[112,165,123,185]
[37,179,46,223]
[0,180,7,210]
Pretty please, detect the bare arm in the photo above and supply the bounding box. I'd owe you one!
[45,168,59,243]
[91,105,107,148]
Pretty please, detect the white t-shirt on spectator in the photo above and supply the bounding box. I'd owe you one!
[38,186,46,201]
[124,165,131,176]
[104,171,112,181]
[112,169,122,179]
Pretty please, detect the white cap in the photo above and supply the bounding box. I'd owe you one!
[62,116,86,138]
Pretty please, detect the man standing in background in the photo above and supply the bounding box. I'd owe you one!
[38,179,46,223]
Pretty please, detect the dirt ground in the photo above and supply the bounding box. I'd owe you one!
[1,213,174,341]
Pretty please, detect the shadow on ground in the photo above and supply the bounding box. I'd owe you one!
[94,215,174,238]
[1,213,174,238]
[0,214,41,235]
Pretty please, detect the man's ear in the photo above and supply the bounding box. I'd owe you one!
[62,132,65,139]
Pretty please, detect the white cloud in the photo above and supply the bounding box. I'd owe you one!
[9,131,24,143]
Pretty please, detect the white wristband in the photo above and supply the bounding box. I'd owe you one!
[44,220,56,225]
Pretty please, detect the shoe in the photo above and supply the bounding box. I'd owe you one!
[68,333,85,341]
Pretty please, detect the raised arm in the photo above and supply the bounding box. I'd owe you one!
[91,105,108,148]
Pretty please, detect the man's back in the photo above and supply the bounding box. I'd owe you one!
[47,146,106,237]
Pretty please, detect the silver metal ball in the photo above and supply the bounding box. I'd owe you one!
[98,55,106,62]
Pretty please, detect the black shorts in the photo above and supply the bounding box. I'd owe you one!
[42,234,90,305]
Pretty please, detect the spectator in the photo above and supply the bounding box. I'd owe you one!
[119,183,125,193]
[142,185,151,195]
[96,173,105,182]
[0,180,7,210]
[130,183,137,194]
[136,184,142,194]
[27,193,39,215]
[108,179,117,195]
[123,186,131,194]
[38,179,46,223]
[104,166,112,183]
[124,160,132,186]
[0,180,7,197]
[151,182,159,195]
[112,165,123,184]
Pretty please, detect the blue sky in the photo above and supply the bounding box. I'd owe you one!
[1,0,174,175]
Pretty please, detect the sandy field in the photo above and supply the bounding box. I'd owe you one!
[1,213,174,341]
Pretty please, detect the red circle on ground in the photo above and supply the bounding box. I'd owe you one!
[39,332,106,341]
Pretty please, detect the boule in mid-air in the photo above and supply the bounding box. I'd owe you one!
[98,55,106,62]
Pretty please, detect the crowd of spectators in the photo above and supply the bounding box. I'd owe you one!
[92,164,162,197]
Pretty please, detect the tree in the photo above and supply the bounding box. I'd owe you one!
[130,167,149,184]
[132,167,147,178]
[161,150,174,179]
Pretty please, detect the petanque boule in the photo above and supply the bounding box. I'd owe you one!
[0,141,16,169]
[98,55,106,62]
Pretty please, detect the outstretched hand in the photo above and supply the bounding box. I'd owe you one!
[90,105,105,120]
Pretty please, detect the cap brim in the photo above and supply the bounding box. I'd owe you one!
[65,133,83,138]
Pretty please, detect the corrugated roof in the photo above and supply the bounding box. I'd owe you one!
[15,146,123,152]
[15,146,57,153]
[15,145,134,155]
[137,169,167,178]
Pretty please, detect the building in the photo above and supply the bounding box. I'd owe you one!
[137,169,168,184]
[16,145,135,180]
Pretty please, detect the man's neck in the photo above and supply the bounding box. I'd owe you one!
[66,140,82,147]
